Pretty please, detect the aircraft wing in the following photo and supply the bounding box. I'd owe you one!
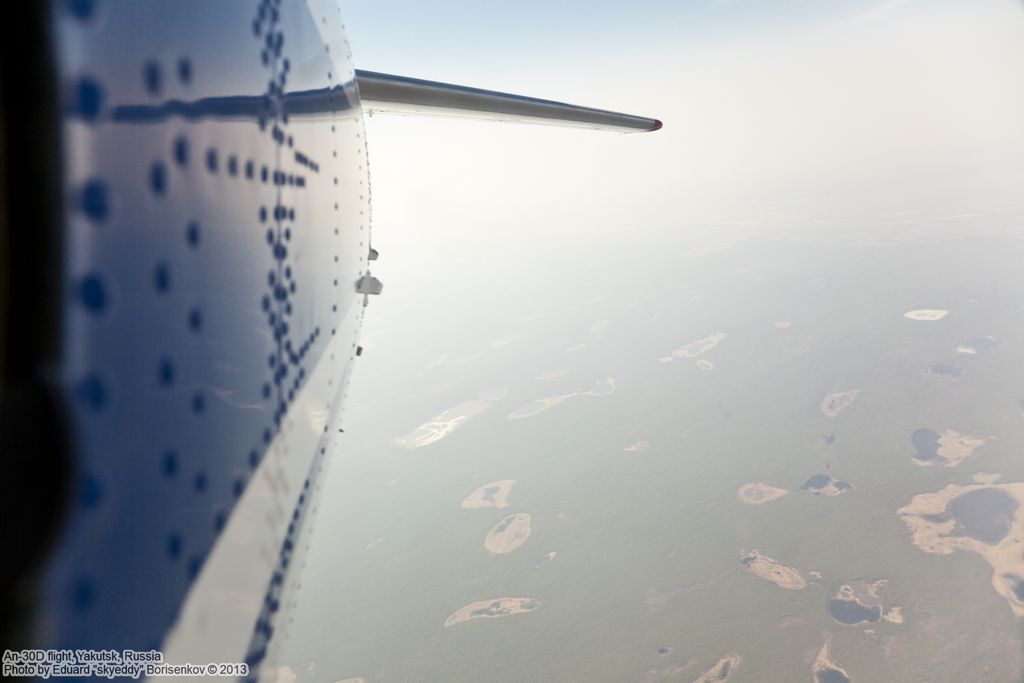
[356,70,663,132]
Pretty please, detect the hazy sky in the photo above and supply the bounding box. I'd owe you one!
[326,0,1024,440]
[314,0,1024,450]
[342,0,1003,77]
[340,0,1024,270]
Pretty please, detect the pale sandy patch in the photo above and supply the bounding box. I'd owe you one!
[913,429,986,468]
[773,321,792,329]
[444,597,540,627]
[624,440,651,452]
[739,550,806,590]
[693,654,741,683]
[973,472,1003,484]
[508,378,614,420]
[508,393,578,419]
[937,430,985,467]
[391,401,491,448]
[394,389,507,449]
[462,480,515,510]
[737,482,789,506]
[485,513,532,554]
[811,638,850,682]
[898,482,1024,615]
[820,390,860,417]
[695,359,715,370]
[883,607,904,624]
[393,399,491,448]
[661,332,727,363]
[904,309,948,320]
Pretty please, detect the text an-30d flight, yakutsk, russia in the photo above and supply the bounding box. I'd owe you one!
[0,1,660,681]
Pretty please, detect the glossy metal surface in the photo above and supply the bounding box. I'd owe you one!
[42,1,369,678]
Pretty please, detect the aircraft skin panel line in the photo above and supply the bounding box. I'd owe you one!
[32,4,371,682]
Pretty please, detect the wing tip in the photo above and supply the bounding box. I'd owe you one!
[649,119,663,132]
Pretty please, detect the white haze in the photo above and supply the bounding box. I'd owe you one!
[362,0,1024,286]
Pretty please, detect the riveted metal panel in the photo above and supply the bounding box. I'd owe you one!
[39,1,370,671]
